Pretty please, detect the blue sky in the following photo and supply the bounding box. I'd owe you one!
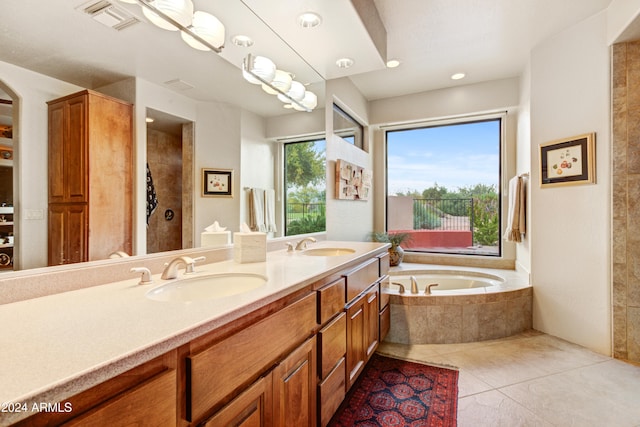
[386,120,500,195]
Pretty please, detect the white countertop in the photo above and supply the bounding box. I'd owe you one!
[0,241,388,425]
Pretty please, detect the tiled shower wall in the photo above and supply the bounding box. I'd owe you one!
[612,41,640,362]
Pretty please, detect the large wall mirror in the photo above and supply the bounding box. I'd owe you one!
[0,0,326,274]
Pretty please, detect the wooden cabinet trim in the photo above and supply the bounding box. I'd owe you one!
[318,357,346,427]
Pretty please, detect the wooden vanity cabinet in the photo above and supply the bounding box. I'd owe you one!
[316,278,347,427]
[187,292,317,426]
[15,351,178,427]
[343,258,384,391]
[47,89,133,265]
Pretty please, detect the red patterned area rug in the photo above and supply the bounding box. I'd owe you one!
[328,353,459,427]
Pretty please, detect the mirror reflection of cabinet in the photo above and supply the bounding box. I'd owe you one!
[47,90,133,266]
[0,206,13,269]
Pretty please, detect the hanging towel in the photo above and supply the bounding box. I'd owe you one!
[249,188,267,232]
[146,163,158,226]
[265,189,277,233]
[503,176,526,242]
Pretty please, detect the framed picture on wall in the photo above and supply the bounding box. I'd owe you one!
[202,168,233,197]
[539,133,595,188]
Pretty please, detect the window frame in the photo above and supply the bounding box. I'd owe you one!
[384,115,504,257]
[282,136,327,237]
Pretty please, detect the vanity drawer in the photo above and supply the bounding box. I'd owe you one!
[187,292,317,422]
[64,369,176,426]
[318,312,346,380]
[317,277,345,325]
[318,357,346,427]
[344,258,379,303]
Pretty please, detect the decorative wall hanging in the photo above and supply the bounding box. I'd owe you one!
[202,168,233,197]
[335,159,372,200]
[540,133,595,187]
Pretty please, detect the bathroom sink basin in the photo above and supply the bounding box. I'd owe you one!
[146,273,267,303]
[302,247,356,256]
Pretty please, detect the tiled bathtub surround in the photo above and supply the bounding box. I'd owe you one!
[612,40,640,363]
[384,264,531,344]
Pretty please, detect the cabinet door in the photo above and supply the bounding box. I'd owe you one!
[365,285,379,360]
[48,101,66,203]
[272,337,316,427]
[48,204,88,266]
[345,293,366,390]
[204,374,273,427]
[48,95,88,204]
[65,95,88,203]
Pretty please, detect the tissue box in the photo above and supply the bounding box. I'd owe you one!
[201,231,231,247]
[233,232,267,263]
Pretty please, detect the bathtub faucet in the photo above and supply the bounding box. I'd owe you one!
[426,283,440,295]
[390,282,406,293]
[410,276,419,294]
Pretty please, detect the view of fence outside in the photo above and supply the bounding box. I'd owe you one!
[285,202,326,236]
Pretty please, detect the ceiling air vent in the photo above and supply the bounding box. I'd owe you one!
[77,0,140,31]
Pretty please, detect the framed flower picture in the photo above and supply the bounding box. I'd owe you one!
[202,168,233,197]
[539,133,595,188]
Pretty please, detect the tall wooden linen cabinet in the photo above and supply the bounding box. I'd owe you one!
[47,90,133,266]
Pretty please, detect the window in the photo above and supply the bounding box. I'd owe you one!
[386,118,502,256]
[283,138,326,236]
[333,103,363,149]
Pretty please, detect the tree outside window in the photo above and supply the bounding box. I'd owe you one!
[284,139,326,236]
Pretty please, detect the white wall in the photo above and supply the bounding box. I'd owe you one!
[0,61,81,269]
[529,11,611,355]
[240,110,274,233]
[194,102,242,243]
[516,66,532,275]
[325,78,374,241]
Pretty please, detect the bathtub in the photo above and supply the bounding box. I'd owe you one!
[383,266,532,344]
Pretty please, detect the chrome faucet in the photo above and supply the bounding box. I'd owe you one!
[161,256,205,280]
[426,283,440,295]
[410,276,419,294]
[295,237,317,251]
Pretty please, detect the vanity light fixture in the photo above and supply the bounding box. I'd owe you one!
[126,0,226,52]
[141,0,193,31]
[336,57,354,69]
[242,54,316,112]
[451,72,466,80]
[262,70,293,95]
[298,12,322,28]
[180,11,225,51]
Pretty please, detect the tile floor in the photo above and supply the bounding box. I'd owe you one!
[377,330,640,426]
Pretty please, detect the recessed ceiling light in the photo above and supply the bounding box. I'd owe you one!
[451,72,466,80]
[232,35,254,47]
[386,59,401,68]
[298,12,322,28]
[336,58,354,69]
[145,117,155,123]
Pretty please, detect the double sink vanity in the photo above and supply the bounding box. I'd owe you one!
[0,240,390,426]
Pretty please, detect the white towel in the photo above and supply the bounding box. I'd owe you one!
[265,189,277,233]
[249,188,267,232]
[503,176,526,242]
